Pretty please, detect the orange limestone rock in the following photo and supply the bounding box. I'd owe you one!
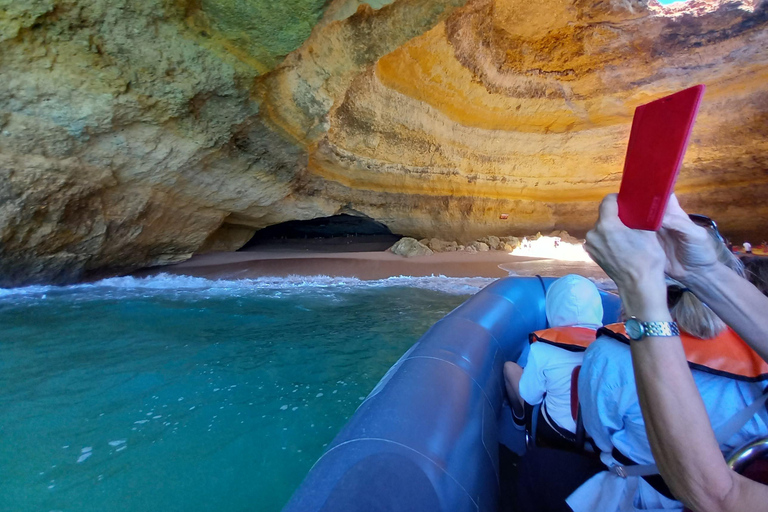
[304,0,768,241]
[1,0,767,285]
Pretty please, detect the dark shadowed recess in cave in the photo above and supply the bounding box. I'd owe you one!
[239,214,403,253]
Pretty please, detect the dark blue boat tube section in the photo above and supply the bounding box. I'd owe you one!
[283,276,622,512]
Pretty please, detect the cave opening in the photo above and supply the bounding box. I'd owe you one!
[238,214,403,253]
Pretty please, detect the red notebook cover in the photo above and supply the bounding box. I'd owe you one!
[617,85,705,231]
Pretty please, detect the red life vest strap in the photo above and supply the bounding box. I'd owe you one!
[600,323,768,381]
[570,366,581,422]
[529,326,597,352]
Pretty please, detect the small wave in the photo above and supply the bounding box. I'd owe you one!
[0,284,58,297]
[0,273,497,301]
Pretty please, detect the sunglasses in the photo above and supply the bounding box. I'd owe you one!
[688,214,725,244]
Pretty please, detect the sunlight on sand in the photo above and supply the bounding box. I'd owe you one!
[509,236,593,262]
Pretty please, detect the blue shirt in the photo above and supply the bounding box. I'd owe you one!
[568,336,768,512]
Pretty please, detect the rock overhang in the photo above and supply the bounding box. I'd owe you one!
[1,0,766,286]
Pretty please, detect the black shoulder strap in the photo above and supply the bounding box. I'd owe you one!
[597,325,630,345]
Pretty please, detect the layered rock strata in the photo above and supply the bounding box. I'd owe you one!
[1,0,767,286]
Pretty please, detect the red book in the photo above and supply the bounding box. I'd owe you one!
[617,85,706,231]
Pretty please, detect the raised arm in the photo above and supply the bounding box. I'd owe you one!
[585,194,768,512]
[659,195,768,361]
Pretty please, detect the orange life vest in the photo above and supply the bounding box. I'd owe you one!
[600,323,768,382]
[529,326,598,352]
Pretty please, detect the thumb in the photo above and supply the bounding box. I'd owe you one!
[661,194,693,233]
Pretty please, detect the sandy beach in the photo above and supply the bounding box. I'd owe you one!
[135,238,612,284]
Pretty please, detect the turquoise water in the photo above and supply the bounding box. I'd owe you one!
[0,275,490,512]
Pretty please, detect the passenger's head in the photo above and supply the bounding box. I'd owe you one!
[546,274,603,329]
[669,225,746,339]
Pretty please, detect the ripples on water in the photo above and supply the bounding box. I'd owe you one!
[0,274,490,512]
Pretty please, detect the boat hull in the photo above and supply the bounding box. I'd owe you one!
[283,276,621,512]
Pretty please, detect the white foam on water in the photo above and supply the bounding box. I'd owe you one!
[76,452,92,464]
[0,284,57,298]
[108,440,126,447]
[0,273,497,301]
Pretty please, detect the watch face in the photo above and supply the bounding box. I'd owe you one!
[625,318,644,340]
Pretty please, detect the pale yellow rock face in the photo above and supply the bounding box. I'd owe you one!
[304,0,768,242]
[1,0,767,285]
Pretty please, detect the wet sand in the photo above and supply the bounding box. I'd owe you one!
[135,239,612,284]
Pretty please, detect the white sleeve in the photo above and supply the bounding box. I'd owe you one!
[518,343,547,405]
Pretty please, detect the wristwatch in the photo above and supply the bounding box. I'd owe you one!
[624,317,680,341]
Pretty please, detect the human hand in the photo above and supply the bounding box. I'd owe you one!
[585,195,668,308]
[657,194,718,284]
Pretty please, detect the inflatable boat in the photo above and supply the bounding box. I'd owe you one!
[282,276,622,512]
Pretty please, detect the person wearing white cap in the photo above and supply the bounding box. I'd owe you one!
[504,274,604,444]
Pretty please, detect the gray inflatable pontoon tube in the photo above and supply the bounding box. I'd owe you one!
[283,276,621,512]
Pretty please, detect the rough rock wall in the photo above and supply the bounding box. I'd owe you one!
[1,0,767,286]
[285,0,768,242]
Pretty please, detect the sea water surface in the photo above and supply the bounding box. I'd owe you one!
[0,274,492,512]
